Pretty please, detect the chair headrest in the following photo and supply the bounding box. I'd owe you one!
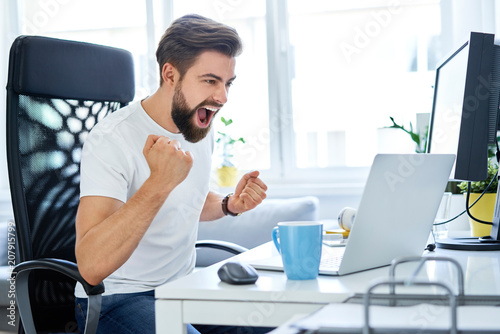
[7,35,135,103]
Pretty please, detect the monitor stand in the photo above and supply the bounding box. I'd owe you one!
[436,185,500,251]
[436,236,500,250]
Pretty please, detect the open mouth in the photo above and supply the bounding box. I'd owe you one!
[196,106,219,128]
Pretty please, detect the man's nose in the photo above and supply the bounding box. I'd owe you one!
[213,84,228,105]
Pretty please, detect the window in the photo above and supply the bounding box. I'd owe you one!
[286,0,441,179]
[4,0,497,194]
[170,1,442,185]
[19,0,155,99]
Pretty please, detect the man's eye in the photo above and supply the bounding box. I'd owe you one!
[226,82,234,87]
[205,80,216,84]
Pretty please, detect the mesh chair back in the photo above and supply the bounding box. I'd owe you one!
[6,36,134,332]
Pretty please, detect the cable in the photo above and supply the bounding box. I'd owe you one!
[465,141,500,225]
[465,181,495,225]
[432,169,498,227]
[428,169,498,251]
[428,142,500,250]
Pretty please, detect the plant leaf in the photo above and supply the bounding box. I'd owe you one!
[221,117,233,126]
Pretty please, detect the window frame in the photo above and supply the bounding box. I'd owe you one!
[259,0,497,189]
[261,0,371,187]
[4,0,498,196]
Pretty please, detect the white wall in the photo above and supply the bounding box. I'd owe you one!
[441,0,497,49]
[0,2,10,193]
[1,2,20,193]
[0,2,20,219]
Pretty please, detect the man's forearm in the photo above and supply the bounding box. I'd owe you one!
[200,171,267,222]
[75,178,173,285]
[199,191,225,221]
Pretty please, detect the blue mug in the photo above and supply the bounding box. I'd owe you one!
[272,221,323,280]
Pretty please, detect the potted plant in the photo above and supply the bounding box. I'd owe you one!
[386,116,462,194]
[215,116,245,187]
[457,159,498,237]
[386,116,427,153]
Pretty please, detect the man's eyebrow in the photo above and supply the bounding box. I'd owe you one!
[199,73,237,83]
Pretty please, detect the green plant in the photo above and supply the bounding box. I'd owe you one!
[387,117,500,194]
[386,117,428,153]
[458,159,499,194]
[216,116,245,167]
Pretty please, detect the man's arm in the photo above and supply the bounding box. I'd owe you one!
[200,170,267,221]
[75,135,193,286]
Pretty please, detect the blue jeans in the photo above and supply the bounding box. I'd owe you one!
[75,290,273,334]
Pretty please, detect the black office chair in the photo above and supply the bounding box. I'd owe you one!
[6,35,135,333]
[6,35,248,334]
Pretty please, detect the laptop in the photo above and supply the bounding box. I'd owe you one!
[250,154,455,276]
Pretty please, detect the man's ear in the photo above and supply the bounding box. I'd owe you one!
[161,63,177,86]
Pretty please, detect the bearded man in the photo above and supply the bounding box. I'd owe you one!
[74,14,268,334]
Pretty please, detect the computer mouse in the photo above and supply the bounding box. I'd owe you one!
[217,261,259,285]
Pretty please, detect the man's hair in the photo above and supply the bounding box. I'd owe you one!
[156,14,243,85]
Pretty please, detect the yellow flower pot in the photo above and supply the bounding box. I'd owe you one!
[464,193,495,237]
[216,166,238,187]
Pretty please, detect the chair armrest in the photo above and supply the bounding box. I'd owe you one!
[14,258,104,295]
[14,258,104,334]
[195,240,248,255]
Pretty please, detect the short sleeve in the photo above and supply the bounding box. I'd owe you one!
[79,129,129,203]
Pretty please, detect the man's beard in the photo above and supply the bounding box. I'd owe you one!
[171,84,220,143]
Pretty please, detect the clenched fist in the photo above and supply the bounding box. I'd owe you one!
[227,170,267,214]
[143,135,193,191]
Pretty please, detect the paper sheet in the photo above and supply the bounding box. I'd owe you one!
[292,303,500,331]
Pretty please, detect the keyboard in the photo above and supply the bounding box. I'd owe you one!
[320,246,345,270]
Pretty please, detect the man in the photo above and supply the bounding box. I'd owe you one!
[74,14,268,333]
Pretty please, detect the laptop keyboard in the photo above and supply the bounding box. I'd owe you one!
[320,247,345,270]
[320,255,343,270]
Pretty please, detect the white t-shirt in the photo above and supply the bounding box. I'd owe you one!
[75,101,213,297]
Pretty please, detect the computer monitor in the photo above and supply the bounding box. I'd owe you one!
[427,31,500,250]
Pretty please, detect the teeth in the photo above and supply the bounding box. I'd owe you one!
[205,107,219,112]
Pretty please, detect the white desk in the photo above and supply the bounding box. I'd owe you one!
[155,241,500,334]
